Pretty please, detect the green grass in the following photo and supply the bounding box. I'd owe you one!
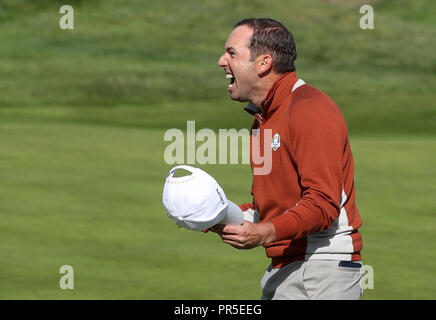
[0,114,264,299]
[0,0,435,299]
[353,135,436,299]
[1,108,435,299]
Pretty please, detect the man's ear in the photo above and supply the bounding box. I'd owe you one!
[256,54,273,76]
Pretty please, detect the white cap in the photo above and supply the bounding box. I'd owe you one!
[162,165,243,231]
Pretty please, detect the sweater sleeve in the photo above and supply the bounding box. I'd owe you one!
[269,98,346,241]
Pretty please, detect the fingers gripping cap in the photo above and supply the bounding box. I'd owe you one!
[162,165,233,231]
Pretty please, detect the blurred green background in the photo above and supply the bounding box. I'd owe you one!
[0,0,435,299]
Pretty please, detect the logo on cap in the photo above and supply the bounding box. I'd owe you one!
[271,133,281,151]
[216,188,225,205]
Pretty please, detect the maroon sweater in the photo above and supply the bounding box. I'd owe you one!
[241,71,363,268]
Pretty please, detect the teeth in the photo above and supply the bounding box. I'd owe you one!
[226,73,235,88]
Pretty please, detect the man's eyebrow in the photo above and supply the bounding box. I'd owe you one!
[225,46,237,52]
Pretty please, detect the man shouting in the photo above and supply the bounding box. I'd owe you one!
[213,18,364,300]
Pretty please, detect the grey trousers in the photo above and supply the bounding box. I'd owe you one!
[260,259,364,300]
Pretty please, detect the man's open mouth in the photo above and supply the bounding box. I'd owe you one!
[226,74,235,88]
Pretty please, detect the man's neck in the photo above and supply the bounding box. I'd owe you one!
[250,73,282,111]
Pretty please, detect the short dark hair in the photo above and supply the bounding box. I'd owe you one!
[234,18,297,74]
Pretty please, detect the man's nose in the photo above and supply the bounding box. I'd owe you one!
[217,54,227,68]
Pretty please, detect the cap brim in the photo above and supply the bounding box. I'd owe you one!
[174,204,228,231]
[219,200,243,226]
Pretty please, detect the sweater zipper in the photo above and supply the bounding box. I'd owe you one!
[254,113,263,126]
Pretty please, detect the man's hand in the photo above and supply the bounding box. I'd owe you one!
[210,221,276,249]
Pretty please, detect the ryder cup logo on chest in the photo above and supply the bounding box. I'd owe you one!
[271,133,281,151]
